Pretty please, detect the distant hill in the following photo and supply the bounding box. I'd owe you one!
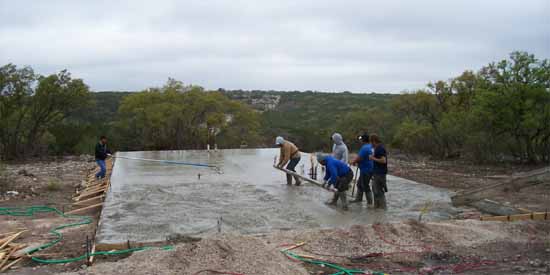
[221,90,396,150]
[90,90,395,151]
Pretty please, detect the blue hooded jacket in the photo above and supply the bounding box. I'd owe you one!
[323,156,352,185]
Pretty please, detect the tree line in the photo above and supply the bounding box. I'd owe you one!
[338,51,550,163]
[1,51,548,163]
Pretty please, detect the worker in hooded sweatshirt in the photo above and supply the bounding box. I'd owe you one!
[275,136,302,186]
[317,153,353,210]
[331,133,349,163]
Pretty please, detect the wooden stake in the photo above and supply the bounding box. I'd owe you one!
[0,257,23,272]
[0,232,18,239]
[89,242,97,265]
[0,231,26,250]
[0,247,16,271]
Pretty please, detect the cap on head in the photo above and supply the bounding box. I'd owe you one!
[275,136,285,145]
[358,133,369,143]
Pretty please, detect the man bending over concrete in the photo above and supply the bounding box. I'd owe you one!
[275,136,302,186]
[95,135,112,180]
[317,154,354,211]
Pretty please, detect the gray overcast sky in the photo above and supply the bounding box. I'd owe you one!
[1,0,548,93]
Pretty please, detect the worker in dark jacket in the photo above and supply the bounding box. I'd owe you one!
[369,134,388,209]
[95,136,112,180]
[317,154,353,210]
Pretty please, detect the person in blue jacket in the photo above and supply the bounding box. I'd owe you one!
[350,133,374,205]
[317,153,354,210]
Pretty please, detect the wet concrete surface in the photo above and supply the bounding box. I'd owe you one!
[96,149,458,245]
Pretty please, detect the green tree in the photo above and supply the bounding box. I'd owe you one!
[473,51,550,162]
[0,64,36,159]
[0,64,91,159]
[116,79,262,150]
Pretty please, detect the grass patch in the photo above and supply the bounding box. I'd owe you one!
[46,178,62,191]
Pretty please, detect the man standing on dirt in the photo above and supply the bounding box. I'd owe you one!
[95,136,112,180]
[317,153,353,211]
[350,133,374,206]
[369,134,388,209]
[275,136,302,186]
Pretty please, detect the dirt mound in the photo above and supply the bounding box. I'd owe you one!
[58,220,550,275]
[61,235,308,275]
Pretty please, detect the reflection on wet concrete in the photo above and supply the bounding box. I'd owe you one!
[96,149,457,245]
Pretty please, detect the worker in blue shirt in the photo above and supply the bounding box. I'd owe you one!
[350,133,374,205]
[317,153,354,210]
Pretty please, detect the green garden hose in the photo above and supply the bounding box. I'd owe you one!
[0,206,173,264]
[281,250,389,275]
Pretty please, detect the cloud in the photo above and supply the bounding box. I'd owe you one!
[1,0,548,92]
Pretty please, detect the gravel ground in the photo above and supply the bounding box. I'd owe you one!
[0,156,98,274]
[58,219,550,275]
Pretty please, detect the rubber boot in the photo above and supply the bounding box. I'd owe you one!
[326,193,339,206]
[293,175,302,186]
[340,192,349,211]
[379,196,387,210]
[366,191,374,206]
[374,196,387,210]
[350,191,363,203]
[286,174,292,185]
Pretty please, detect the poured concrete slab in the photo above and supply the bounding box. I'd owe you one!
[96,149,457,247]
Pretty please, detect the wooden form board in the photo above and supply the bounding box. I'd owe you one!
[66,203,103,215]
[79,183,108,194]
[74,187,108,201]
[95,242,147,251]
[480,212,549,222]
[73,195,105,206]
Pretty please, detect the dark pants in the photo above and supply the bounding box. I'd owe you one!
[331,170,354,209]
[372,174,387,209]
[354,172,373,204]
[286,157,301,185]
[95,159,106,179]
